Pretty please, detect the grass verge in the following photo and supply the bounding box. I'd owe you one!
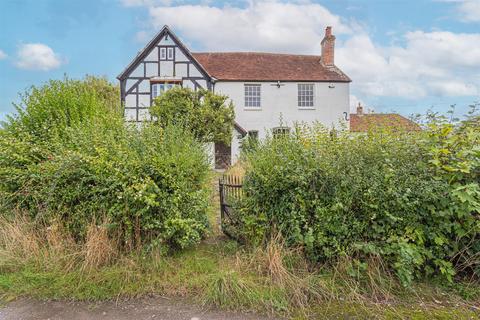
[0,214,478,319]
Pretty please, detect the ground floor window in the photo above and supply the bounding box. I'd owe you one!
[151,81,180,99]
[241,130,259,153]
[247,130,259,140]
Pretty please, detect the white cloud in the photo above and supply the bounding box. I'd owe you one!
[337,30,480,98]
[147,1,351,53]
[126,0,480,99]
[0,49,7,60]
[427,81,478,96]
[15,43,64,71]
[438,0,480,23]
[121,0,178,6]
[121,0,155,7]
[453,0,480,22]
[349,94,371,113]
[459,0,480,22]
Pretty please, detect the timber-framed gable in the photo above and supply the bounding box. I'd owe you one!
[117,25,211,122]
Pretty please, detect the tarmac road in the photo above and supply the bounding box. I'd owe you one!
[0,297,281,320]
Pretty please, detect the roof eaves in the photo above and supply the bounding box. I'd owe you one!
[211,78,352,82]
[117,26,169,80]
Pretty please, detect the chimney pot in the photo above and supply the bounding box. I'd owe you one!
[325,26,332,37]
[357,102,364,116]
[321,26,335,66]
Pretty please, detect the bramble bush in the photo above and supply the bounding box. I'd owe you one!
[239,115,479,285]
[0,77,211,251]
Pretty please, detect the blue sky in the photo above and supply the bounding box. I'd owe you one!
[1,0,479,121]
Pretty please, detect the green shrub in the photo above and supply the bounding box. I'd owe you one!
[0,77,211,251]
[423,113,480,278]
[2,76,120,143]
[239,120,479,285]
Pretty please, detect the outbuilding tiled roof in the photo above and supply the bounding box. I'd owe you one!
[350,113,421,132]
[192,52,351,82]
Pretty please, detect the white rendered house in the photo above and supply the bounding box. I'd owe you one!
[117,26,351,168]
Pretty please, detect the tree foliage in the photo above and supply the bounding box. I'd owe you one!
[149,87,235,144]
[2,76,121,142]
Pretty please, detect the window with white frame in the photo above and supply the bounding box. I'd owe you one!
[151,82,179,99]
[298,84,314,108]
[244,84,261,108]
[160,48,166,60]
[167,47,174,60]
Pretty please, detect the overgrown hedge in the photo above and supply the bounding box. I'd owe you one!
[0,77,211,250]
[239,119,480,285]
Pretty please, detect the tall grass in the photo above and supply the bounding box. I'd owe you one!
[0,216,477,318]
[0,213,118,273]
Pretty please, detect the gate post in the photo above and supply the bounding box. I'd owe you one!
[218,177,225,223]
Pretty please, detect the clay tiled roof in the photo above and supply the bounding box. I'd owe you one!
[350,113,421,132]
[192,52,351,82]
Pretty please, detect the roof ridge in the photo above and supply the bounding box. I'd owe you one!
[192,51,321,57]
[351,113,408,116]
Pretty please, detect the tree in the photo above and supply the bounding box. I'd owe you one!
[3,76,121,141]
[149,87,235,144]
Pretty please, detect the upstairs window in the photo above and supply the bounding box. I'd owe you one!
[245,84,261,108]
[160,47,174,61]
[298,84,314,108]
[160,48,166,60]
[151,82,179,99]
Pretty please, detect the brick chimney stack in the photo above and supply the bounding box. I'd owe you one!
[321,26,335,66]
[356,102,363,116]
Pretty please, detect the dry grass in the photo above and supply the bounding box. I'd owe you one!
[0,215,41,270]
[0,214,477,319]
[329,255,400,304]
[0,213,119,273]
[229,233,419,317]
[82,219,118,271]
[233,233,333,314]
[225,161,246,178]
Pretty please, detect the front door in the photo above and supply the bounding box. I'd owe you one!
[214,142,231,169]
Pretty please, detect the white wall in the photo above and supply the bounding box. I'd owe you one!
[205,142,215,168]
[231,128,243,164]
[215,81,350,156]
